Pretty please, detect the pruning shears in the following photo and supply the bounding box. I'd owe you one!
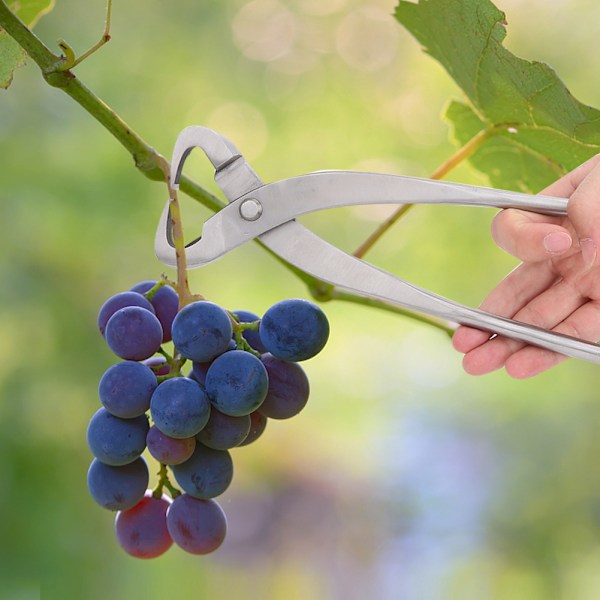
[155,126,600,365]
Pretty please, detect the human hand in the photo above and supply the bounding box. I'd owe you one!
[452,154,600,378]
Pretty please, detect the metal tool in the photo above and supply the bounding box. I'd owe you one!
[155,126,600,364]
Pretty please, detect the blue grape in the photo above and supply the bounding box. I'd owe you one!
[115,491,173,558]
[166,494,226,555]
[205,350,268,417]
[172,443,233,499]
[146,425,196,465]
[87,457,149,511]
[232,309,267,353]
[130,281,179,343]
[238,411,267,446]
[190,361,211,386]
[150,377,211,439]
[259,298,329,361]
[105,306,163,361]
[97,291,155,336]
[190,339,237,385]
[87,407,149,466]
[196,408,251,450]
[98,361,157,418]
[171,301,233,362]
[259,354,310,419]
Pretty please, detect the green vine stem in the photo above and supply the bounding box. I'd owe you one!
[153,463,181,499]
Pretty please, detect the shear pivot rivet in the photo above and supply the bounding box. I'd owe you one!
[239,198,263,221]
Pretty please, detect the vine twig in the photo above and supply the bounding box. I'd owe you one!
[57,0,113,71]
[353,126,498,259]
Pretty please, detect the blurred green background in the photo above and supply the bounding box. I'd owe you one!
[2,0,600,598]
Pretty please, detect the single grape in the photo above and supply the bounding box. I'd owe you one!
[232,309,267,353]
[196,408,251,450]
[191,361,211,386]
[146,425,196,465]
[150,377,211,439]
[143,355,171,377]
[98,361,158,418]
[238,411,267,447]
[259,354,310,419]
[205,350,268,417]
[105,306,163,361]
[115,491,173,558]
[166,494,227,555]
[97,291,155,336]
[87,407,149,466]
[260,298,329,361]
[87,457,149,511]
[130,281,179,343]
[172,443,233,499]
[171,301,233,363]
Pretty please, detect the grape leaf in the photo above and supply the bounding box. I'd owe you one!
[1,0,55,89]
[395,0,600,192]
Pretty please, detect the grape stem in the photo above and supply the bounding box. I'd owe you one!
[153,463,181,499]
[228,313,262,356]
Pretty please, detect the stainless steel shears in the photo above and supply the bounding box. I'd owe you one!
[155,126,600,364]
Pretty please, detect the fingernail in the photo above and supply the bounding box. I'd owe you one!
[580,238,597,268]
[543,231,572,254]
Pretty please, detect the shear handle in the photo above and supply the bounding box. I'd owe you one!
[190,171,569,266]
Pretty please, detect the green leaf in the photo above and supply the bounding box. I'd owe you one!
[395,0,600,192]
[1,0,55,89]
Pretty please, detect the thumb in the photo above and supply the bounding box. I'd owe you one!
[567,162,600,269]
[491,209,572,263]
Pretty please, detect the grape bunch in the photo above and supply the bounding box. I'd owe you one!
[87,279,329,559]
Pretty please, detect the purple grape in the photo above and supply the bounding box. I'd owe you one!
[232,309,267,353]
[130,281,179,343]
[87,407,149,466]
[171,301,233,362]
[143,356,171,377]
[196,408,251,450]
[150,377,211,439]
[260,298,329,361]
[172,443,233,499]
[105,306,163,361]
[146,425,196,465]
[87,457,149,511]
[98,361,157,418]
[259,354,310,419]
[238,411,267,446]
[115,491,173,558]
[97,292,155,336]
[166,494,226,555]
[205,350,268,417]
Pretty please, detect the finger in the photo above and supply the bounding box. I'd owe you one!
[505,300,600,378]
[491,209,572,263]
[566,161,600,269]
[452,260,558,354]
[489,154,600,265]
[540,153,600,197]
[461,276,587,375]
